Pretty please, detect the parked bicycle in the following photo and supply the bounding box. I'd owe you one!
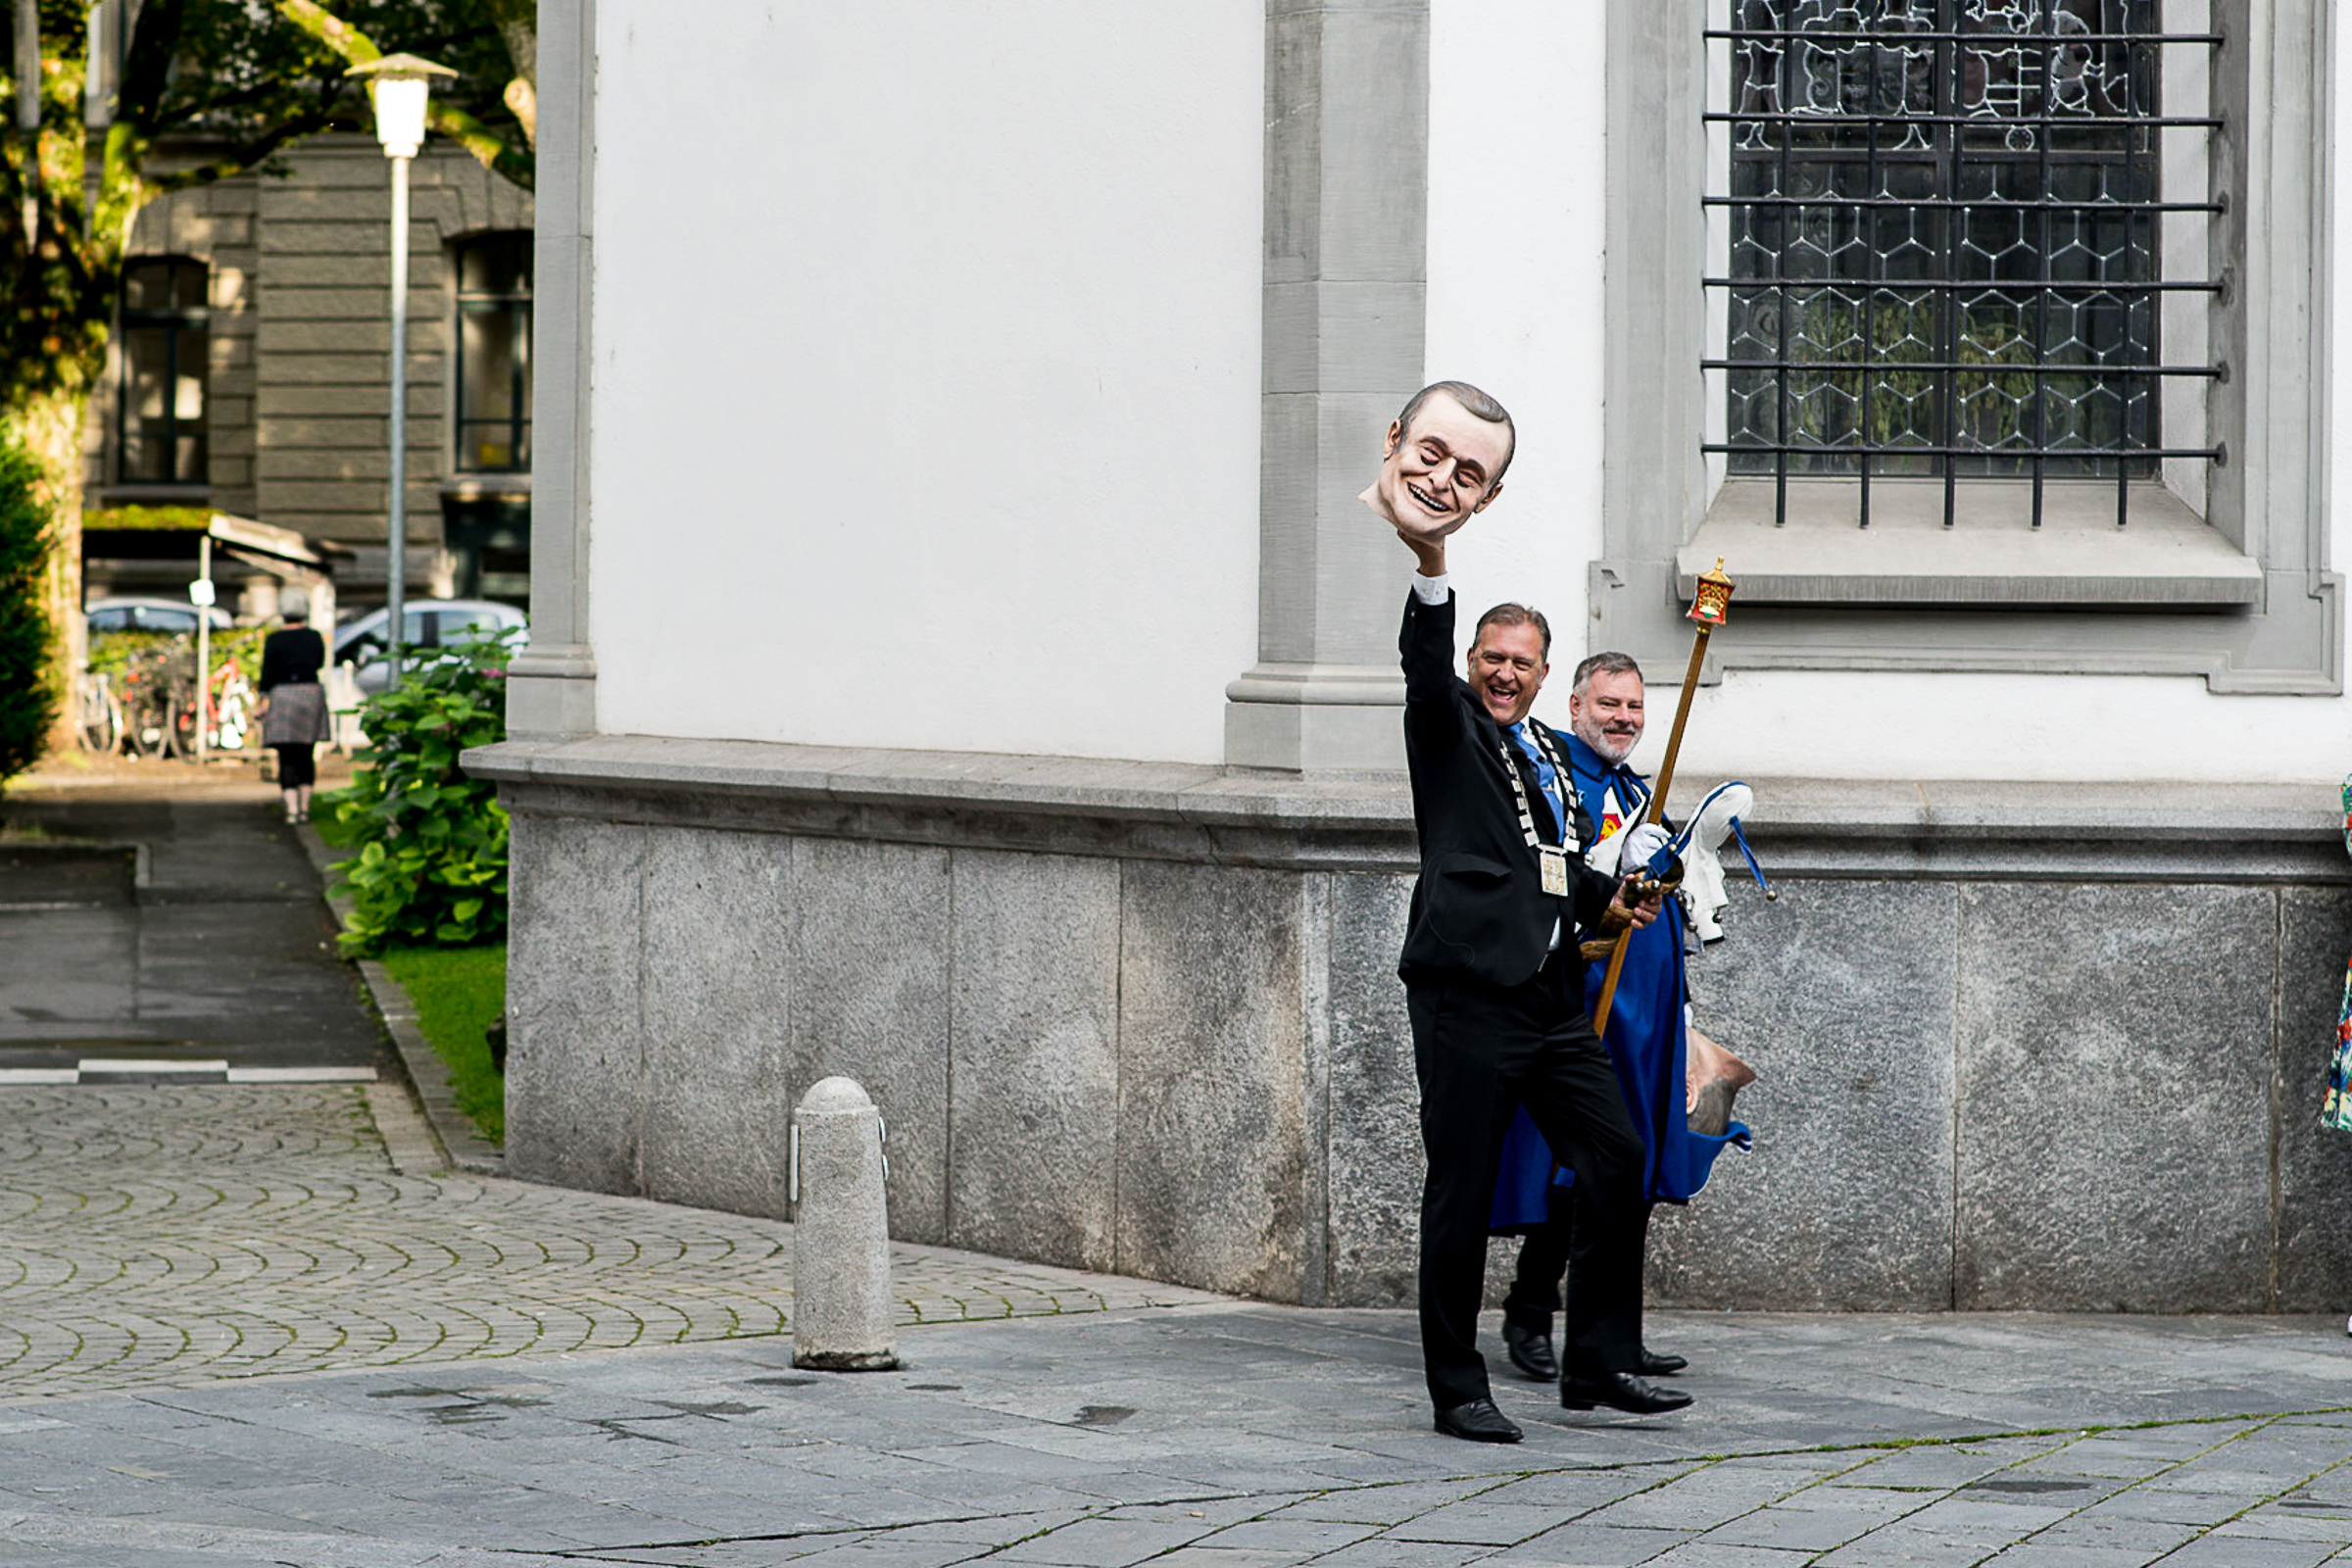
[118,643,184,759]
[73,668,122,756]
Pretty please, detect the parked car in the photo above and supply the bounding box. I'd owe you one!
[334,599,528,693]
[84,597,234,637]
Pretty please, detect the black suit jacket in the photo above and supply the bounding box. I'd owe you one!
[1397,587,1618,989]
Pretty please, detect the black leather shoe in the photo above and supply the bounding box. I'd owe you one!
[1501,1320,1558,1381]
[1434,1397,1524,1443]
[1560,1371,1693,1414]
[1637,1348,1688,1376]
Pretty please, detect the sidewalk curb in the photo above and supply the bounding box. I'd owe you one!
[293,819,505,1177]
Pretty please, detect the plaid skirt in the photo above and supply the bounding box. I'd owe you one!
[262,680,331,747]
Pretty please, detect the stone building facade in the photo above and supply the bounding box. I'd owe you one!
[82,134,532,612]
[472,0,2352,1314]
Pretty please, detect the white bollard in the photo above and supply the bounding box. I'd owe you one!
[789,1075,900,1370]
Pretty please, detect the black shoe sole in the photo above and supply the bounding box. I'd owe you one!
[1435,1420,1524,1443]
[1560,1388,1694,1415]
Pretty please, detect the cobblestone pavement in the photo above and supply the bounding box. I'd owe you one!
[5,1084,2352,1565]
[0,1083,1217,1399]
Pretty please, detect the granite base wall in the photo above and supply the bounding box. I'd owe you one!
[475,738,2352,1311]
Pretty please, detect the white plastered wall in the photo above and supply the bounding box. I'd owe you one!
[587,2,1262,763]
[1424,0,1608,743]
[1429,0,2352,787]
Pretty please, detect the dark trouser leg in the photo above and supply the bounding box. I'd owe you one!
[1504,1207,1573,1331]
[1566,1186,1652,1367]
[1512,966,1648,1378]
[1409,981,1522,1411]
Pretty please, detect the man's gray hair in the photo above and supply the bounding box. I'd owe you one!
[1395,380,1516,483]
[1571,651,1642,692]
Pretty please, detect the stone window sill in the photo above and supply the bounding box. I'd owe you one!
[1677,478,2261,610]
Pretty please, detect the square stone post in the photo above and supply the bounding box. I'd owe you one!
[505,0,600,739]
[1224,0,1430,773]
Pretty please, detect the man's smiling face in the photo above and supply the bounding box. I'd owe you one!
[1374,392,1511,534]
[1569,668,1645,763]
[1466,621,1548,728]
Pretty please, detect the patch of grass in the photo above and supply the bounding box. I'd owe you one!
[379,941,506,1146]
[83,505,212,531]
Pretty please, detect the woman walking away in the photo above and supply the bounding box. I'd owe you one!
[2322,774,2352,1334]
[258,597,331,824]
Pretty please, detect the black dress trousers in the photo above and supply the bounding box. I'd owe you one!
[1409,949,1646,1410]
[1506,1187,1654,1335]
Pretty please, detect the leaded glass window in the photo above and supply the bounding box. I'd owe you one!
[1703,0,2225,527]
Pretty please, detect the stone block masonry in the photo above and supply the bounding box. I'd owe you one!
[85,136,531,559]
[470,736,2352,1312]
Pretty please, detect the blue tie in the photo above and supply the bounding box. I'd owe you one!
[1508,722,1566,840]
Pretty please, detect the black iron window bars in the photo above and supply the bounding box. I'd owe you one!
[1703,0,2224,529]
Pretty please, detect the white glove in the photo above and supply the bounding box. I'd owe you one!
[1622,822,1673,872]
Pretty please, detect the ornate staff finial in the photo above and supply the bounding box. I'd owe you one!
[1594,558,1737,1035]
[1689,558,1735,627]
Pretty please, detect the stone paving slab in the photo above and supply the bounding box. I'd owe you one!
[0,779,384,1064]
[6,1082,2352,1564]
[1,1300,2349,1567]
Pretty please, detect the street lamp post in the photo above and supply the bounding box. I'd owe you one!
[347,54,455,689]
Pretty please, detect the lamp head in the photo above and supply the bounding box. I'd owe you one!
[346,54,457,159]
[1689,557,1736,628]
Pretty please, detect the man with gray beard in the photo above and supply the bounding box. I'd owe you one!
[1489,652,1752,1388]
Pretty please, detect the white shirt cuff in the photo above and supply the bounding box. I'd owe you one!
[1411,571,1450,606]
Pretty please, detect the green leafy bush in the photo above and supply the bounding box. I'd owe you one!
[87,625,266,682]
[0,439,57,784]
[331,631,515,955]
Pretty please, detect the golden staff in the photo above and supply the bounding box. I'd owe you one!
[1591,559,1735,1036]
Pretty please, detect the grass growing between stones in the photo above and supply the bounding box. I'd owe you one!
[379,943,507,1145]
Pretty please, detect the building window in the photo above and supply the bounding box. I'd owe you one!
[118,257,209,486]
[455,233,533,472]
[1598,0,2334,691]
[1704,0,2223,528]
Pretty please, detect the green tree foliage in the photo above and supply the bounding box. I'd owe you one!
[2,2,535,751]
[331,631,514,955]
[2,1,531,427]
[0,438,57,782]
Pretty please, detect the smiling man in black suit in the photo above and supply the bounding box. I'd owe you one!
[1362,381,1688,1444]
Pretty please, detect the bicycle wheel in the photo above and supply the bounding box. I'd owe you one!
[126,699,172,758]
[166,695,196,760]
[75,677,119,755]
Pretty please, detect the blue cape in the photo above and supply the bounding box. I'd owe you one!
[1490,736,1750,1230]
